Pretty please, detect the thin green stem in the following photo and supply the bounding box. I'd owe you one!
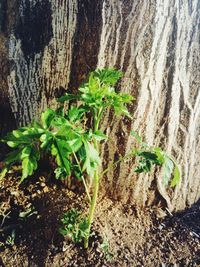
[101,150,135,176]
[84,109,101,249]
[73,151,91,203]
[84,170,99,248]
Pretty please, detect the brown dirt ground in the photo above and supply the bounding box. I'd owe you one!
[0,169,200,267]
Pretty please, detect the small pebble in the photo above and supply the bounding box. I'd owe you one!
[43,186,49,193]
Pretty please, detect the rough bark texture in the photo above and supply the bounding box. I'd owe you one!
[0,0,199,211]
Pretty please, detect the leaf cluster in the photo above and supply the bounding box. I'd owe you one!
[59,209,89,243]
[1,68,133,183]
[58,68,134,120]
[131,131,180,187]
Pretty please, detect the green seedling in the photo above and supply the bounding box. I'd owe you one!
[100,238,114,261]
[5,229,16,246]
[19,205,38,219]
[0,68,180,248]
[59,209,89,243]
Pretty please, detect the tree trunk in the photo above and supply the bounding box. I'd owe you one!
[0,0,199,211]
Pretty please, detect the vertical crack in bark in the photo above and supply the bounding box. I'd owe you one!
[68,0,103,92]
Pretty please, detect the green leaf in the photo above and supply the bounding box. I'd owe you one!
[51,116,70,127]
[153,147,165,165]
[82,141,101,176]
[170,163,181,187]
[93,68,122,86]
[68,106,87,122]
[66,138,83,153]
[88,73,100,93]
[20,147,39,182]
[52,140,71,176]
[20,146,32,159]
[4,149,22,165]
[138,151,158,161]
[163,156,174,186]
[40,133,53,150]
[54,167,67,180]
[41,108,56,128]
[7,141,19,148]
[134,159,152,173]
[57,93,79,103]
[93,130,107,141]
[21,157,33,181]
[0,167,8,180]
[130,130,142,143]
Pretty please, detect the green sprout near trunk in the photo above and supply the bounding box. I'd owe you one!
[0,68,180,249]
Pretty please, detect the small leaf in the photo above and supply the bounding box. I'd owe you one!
[82,141,101,176]
[21,157,33,181]
[93,130,107,141]
[5,149,22,165]
[163,157,174,186]
[67,138,83,153]
[54,167,67,180]
[40,133,53,150]
[57,93,79,103]
[7,141,19,148]
[130,130,142,143]
[153,147,165,165]
[170,164,181,187]
[93,68,122,86]
[138,151,158,161]
[68,106,87,122]
[41,108,55,128]
[0,167,8,180]
[20,146,32,159]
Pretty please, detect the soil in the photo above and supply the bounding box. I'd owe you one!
[0,168,200,267]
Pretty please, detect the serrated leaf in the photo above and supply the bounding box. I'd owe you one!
[153,147,165,165]
[138,151,158,161]
[51,116,69,127]
[88,73,100,93]
[68,106,87,122]
[93,68,122,86]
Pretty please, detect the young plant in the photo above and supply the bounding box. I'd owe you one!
[59,209,89,243]
[0,68,180,249]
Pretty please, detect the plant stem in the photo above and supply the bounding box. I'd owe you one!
[84,110,101,249]
[84,149,136,247]
[84,170,99,248]
[82,175,91,203]
[73,151,91,203]
[101,150,136,176]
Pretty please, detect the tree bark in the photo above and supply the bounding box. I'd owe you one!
[0,0,199,211]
